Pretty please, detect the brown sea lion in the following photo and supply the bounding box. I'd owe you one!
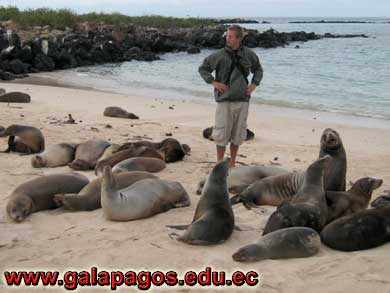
[68,139,110,170]
[117,138,187,163]
[94,146,164,175]
[6,173,89,222]
[101,167,190,221]
[263,155,330,235]
[31,143,77,168]
[0,124,45,154]
[326,177,383,224]
[0,92,31,103]
[103,106,139,119]
[167,158,234,245]
[54,171,158,211]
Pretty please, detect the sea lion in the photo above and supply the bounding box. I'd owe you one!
[68,139,110,170]
[371,193,390,209]
[0,92,31,103]
[95,146,164,175]
[232,227,321,262]
[31,143,77,168]
[54,171,158,211]
[158,138,186,163]
[263,155,330,235]
[321,206,390,251]
[203,126,255,141]
[117,138,187,163]
[319,128,347,191]
[167,158,234,245]
[326,177,383,223]
[0,124,45,154]
[101,167,190,221]
[229,170,303,207]
[197,165,290,195]
[0,125,4,132]
[97,143,121,162]
[6,173,89,222]
[112,157,166,173]
[103,106,139,119]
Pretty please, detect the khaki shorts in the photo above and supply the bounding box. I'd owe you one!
[212,101,249,146]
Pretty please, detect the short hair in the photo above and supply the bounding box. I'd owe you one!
[228,25,244,39]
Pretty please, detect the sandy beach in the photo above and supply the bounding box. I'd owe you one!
[0,80,389,292]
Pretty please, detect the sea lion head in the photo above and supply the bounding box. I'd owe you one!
[354,177,383,195]
[6,196,33,222]
[202,127,213,140]
[68,159,92,171]
[0,124,20,137]
[320,128,342,151]
[31,155,46,168]
[207,158,230,186]
[159,138,185,163]
[371,195,390,209]
[232,244,264,262]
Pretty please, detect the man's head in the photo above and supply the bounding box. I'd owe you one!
[226,25,244,50]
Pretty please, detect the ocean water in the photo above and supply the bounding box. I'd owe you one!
[42,17,390,123]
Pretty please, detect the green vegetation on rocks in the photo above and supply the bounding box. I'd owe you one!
[0,6,217,29]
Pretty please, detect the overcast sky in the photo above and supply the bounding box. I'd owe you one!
[0,0,389,17]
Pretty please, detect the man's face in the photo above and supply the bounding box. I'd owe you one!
[226,30,241,49]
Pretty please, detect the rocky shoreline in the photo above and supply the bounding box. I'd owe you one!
[0,23,368,81]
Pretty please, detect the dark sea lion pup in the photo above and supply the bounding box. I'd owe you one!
[232,227,321,262]
[6,173,89,222]
[263,155,330,235]
[167,158,234,245]
[321,203,390,251]
[0,124,45,154]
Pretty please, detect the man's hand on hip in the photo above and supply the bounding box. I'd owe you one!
[247,83,257,95]
[212,81,228,93]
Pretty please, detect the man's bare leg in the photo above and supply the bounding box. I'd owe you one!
[230,143,239,167]
[216,145,226,161]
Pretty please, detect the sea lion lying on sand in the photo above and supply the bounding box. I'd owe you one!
[6,173,89,222]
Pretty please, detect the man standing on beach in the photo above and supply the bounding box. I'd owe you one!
[199,25,263,167]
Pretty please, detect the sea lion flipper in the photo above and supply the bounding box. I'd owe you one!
[242,200,257,210]
[166,224,190,230]
[168,232,181,240]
